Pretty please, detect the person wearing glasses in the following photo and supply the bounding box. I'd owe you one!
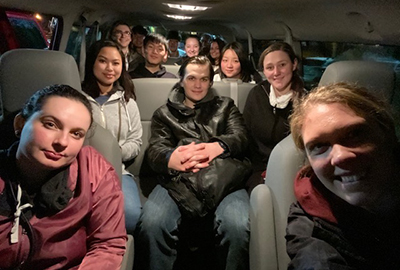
[108,20,135,71]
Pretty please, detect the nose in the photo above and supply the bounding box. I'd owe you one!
[330,144,356,167]
[273,66,280,76]
[53,132,68,150]
[106,62,113,70]
[194,79,201,88]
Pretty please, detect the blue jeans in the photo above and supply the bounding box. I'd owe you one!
[134,185,250,270]
[122,174,142,234]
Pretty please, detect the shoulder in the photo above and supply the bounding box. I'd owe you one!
[216,95,235,105]
[153,103,169,117]
[213,74,221,81]
[75,146,119,189]
[126,97,139,109]
[163,72,178,78]
[249,80,270,96]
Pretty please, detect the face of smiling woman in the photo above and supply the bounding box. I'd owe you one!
[15,96,92,176]
[93,46,123,95]
[301,102,396,212]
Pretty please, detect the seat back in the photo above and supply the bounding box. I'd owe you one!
[0,49,82,118]
[0,49,122,181]
[262,60,395,270]
[319,60,395,101]
[163,64,181,77]
[129,77,255,177]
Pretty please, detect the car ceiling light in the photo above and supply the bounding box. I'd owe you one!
[166,14,193,20]
[165,3,209,11]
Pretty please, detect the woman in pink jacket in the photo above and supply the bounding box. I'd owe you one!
[0,84,126,269]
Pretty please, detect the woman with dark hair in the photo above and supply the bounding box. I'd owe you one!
[82,40,142,234]
[0,85,126,269]
[208,38,226,70]
[243,41,305,192]
[214,41,262,83]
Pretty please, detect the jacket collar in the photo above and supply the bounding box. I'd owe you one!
[167,84,216,115]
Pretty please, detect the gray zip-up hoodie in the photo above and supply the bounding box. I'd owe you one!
[86,90,142,175]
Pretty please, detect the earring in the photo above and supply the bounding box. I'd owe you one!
[15,130,21,137]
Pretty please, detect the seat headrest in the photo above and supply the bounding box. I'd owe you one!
[0,49,81,114]
[319,60,395,102]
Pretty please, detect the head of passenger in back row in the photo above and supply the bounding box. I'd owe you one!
[82,40,135,102]
[130,33,177,79]
[208,38,226,67]
[184,35,201,58]
[216,41,262,83]
[108,20,132,57]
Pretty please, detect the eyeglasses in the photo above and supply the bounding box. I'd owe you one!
[113,30,131,37]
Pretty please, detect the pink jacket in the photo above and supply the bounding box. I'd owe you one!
[0,146,127,269]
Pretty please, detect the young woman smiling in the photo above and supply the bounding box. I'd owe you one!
[0,85,126,269]
[82,40,142,234]
[243,41,305,192]
[214,41,262,83]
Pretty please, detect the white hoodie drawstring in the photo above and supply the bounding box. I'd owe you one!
[10,184,32,244]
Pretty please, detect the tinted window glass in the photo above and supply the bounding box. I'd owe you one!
[8,16,47,49]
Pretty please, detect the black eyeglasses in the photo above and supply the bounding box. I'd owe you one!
[113,30,131,37]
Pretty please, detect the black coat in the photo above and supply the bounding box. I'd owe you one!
[147,85,249,175]
[145,85,250,217]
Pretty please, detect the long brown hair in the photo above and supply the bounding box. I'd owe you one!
[259,41,304,96]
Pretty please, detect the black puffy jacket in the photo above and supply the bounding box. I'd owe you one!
[147,85,249,175]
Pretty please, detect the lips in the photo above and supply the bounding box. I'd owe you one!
[44,150,64,161]
[104,73,114,79]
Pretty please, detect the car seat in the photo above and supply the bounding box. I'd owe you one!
[0,48,133,270]
[250,59,396,270]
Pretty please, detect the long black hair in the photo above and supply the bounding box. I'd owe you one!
[82,40,136,101]
[219,41,262,83]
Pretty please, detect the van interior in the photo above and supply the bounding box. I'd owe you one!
[1,0,400,269]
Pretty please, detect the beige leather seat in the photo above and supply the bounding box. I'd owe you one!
[130,77,254,176]
[251,60,395,270]
[0,48,133,270]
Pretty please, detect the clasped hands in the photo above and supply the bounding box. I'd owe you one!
[168,141,224,173]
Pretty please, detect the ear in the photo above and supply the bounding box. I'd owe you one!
[293,58,298,71]
[162,52,168,63]
[14,113,26,138]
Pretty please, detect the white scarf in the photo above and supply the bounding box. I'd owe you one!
[269,85,293,109]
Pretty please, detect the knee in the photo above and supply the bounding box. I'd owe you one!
[216,200,250,242]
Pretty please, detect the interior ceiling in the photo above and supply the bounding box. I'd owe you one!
[4,0,400,45]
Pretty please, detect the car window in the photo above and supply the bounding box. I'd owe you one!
[1,10,60,52]
[301,41,400,90]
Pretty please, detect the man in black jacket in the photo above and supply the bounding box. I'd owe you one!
[134,56,251,270]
